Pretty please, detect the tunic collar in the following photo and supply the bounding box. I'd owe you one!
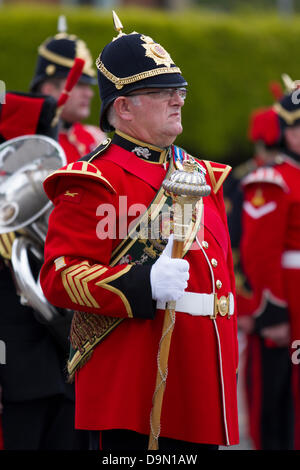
[112,130,169,164]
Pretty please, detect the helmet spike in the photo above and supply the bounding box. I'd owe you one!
[112,11,124,37]
[282,73,296,93]
[57,15,67,34]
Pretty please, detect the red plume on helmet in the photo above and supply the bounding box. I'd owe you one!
[268,81,284,101]
[248,107,281,147]
[248,80,285,147]
[51,57,85,127]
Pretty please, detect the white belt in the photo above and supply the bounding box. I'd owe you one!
[282,251,300,269]
[157,292,234,319]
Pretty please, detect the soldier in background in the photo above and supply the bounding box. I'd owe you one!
[0,77,89,452]
[224,80,284,266]
[237,83,300,449]
[30,16,106,163]
[224,80,297,450]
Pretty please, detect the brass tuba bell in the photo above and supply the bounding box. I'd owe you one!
[0,134,72,350]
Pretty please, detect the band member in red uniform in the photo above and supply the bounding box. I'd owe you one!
[0,90,90,449]
[225,100,295,450]
[30,17,106,163]
[40,13,239,451]
[238,85,300,449]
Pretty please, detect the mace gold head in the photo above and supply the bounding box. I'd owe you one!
[163,160,211,199]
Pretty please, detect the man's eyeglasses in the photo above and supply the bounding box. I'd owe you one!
[128,88,187,101]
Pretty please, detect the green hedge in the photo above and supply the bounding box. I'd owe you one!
[196,0,299,13]
[1,5,300,165]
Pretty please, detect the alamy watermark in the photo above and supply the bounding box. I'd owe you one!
[0,80,5,104]
[291,81,300,104]
[0,340,6,365]
[291,339,300,365]
[94,196,203,248]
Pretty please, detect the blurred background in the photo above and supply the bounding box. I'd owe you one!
[0,0,299,168]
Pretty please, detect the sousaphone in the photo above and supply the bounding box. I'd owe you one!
[0,134,72,350]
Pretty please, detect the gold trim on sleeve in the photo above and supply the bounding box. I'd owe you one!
[61,261,107,308]
[74,265,108,308]
[61,261,133,316]
[96,265,133,318]
[62,262,89,305]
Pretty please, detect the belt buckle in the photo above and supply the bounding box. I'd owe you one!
[211,294,230,320]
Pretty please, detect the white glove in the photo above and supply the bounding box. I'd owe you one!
[150,234,190,304]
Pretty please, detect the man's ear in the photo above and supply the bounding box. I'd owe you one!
[113,96,134,122]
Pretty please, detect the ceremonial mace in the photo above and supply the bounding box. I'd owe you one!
[148,160,211,450]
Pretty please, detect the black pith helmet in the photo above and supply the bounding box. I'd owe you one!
[273,87,300,132]
[30,15,97,92]
[97,11,187,132]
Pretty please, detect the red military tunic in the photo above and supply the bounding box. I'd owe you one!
[59,122,106,163]
[40,132,239,446]
[239,154,300,449]
[239,154,300,342]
